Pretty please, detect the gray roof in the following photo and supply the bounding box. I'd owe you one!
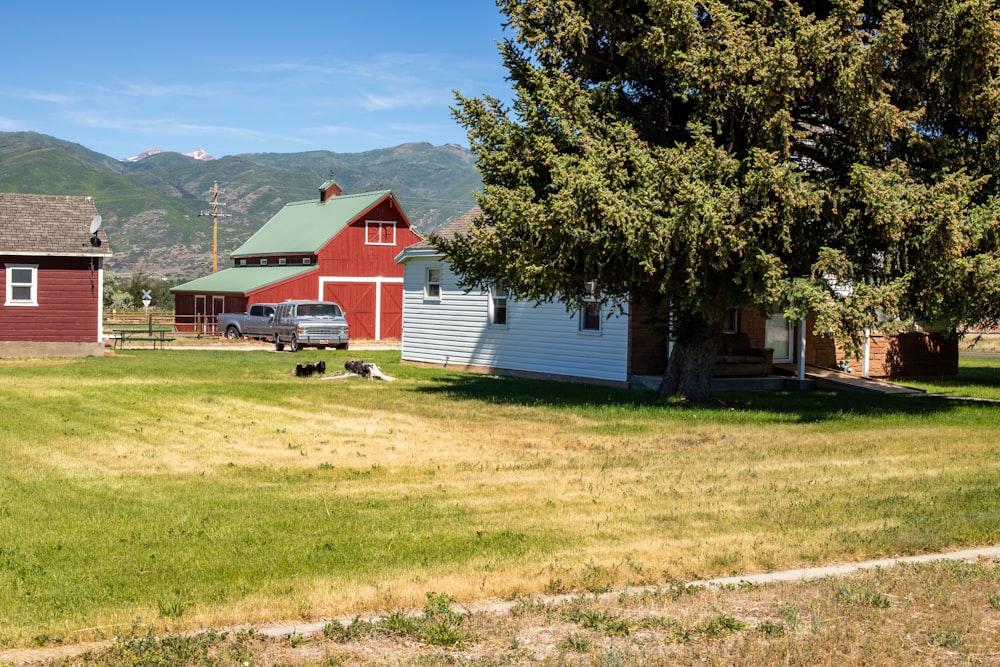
[410,205,482,251]
[0,193,112,257]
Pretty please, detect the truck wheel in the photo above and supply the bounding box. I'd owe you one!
[225,326,241,340]
[275,339,285,351]
[336,342,349,350]
[289,336,300,353]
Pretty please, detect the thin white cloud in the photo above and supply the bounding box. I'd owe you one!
[88,79,244,101]
[67,110,311,146]
[0,87,76,105]
[363,92,437,112]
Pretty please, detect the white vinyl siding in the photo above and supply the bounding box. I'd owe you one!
[400,259,629,384]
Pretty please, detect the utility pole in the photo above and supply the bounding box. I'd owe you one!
[199,182,231,273]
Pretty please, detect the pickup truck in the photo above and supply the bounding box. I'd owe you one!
[216,303,277,341]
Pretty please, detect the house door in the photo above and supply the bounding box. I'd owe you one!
[212,296,225,334]
[765,307,794,363]
[194,296,207,334]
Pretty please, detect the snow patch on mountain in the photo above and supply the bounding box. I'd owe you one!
[122,148,215,162]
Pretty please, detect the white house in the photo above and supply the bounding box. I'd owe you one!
[394,207,661,387]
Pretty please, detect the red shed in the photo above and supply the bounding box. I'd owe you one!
[172,182,422,339]
[0,193,112,357]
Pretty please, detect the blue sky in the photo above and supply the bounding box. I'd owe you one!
[0,1,511,159]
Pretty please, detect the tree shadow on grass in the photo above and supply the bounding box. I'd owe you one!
[414,372,995,424]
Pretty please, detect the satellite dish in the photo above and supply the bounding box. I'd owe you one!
[89,215,102,234]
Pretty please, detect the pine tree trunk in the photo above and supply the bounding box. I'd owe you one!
[659,313,723,402]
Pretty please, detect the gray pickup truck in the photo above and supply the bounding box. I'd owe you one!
[216,303,277,340]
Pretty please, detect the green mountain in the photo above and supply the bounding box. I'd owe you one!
[0,132,481,280]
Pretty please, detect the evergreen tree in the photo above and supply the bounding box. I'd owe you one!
[441,0,1000,400]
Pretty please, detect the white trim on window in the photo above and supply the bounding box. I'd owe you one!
[425,267,441,300]
[365,220,397,246]
[579,280,601,332]
[488,281,508,327]
[5,264,38,306]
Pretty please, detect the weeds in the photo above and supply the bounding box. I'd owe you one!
[835,583,891,608]
[156,593,188,619]
[321,592,473,649]
[558,632,592,652]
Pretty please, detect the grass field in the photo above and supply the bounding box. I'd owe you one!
[1,349,998,655]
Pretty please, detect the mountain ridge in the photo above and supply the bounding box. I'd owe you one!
[0,132,481,280]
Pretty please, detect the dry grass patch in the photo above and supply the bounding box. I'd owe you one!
[0,351,998,649]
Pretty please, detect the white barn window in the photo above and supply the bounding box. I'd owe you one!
[366,220,397,246]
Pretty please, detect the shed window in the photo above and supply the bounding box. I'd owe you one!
[366,220,396,246]
[425,267,441,300]
[5,264,38,306]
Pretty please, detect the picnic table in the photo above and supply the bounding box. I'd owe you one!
[111,327,176,349]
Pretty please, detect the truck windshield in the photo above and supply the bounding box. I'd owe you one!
[301,304,341,318]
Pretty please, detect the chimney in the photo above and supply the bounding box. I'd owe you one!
[319,179,343,202]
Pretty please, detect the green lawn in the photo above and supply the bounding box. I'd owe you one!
[1,350,998,648]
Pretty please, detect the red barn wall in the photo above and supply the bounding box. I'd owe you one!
[0,256,103,355]
[317,199,422,277]
[173,272,320,333]
[173,196,422,340]
[314,199,420,340]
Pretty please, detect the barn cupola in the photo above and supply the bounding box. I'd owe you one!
[319,179,343,202]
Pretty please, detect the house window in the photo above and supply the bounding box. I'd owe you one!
[5,264,38,306]
[260,258,268,266]
[425,267,441,300]
[723,308,739,333]
[580,280,601,332]
[489,281,508,326]
[239,259,247,266]
[366,220,396,246]
[303,257,311,265]
[278,257,287,266]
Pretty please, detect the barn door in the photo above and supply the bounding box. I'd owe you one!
[380,283,403,339]
[325,283,376,340]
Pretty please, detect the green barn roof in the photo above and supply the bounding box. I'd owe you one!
[171,265,318,294]
[231,190,391,257]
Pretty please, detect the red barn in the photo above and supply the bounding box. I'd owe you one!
[172,182,422,340]
[0,193,111,357]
